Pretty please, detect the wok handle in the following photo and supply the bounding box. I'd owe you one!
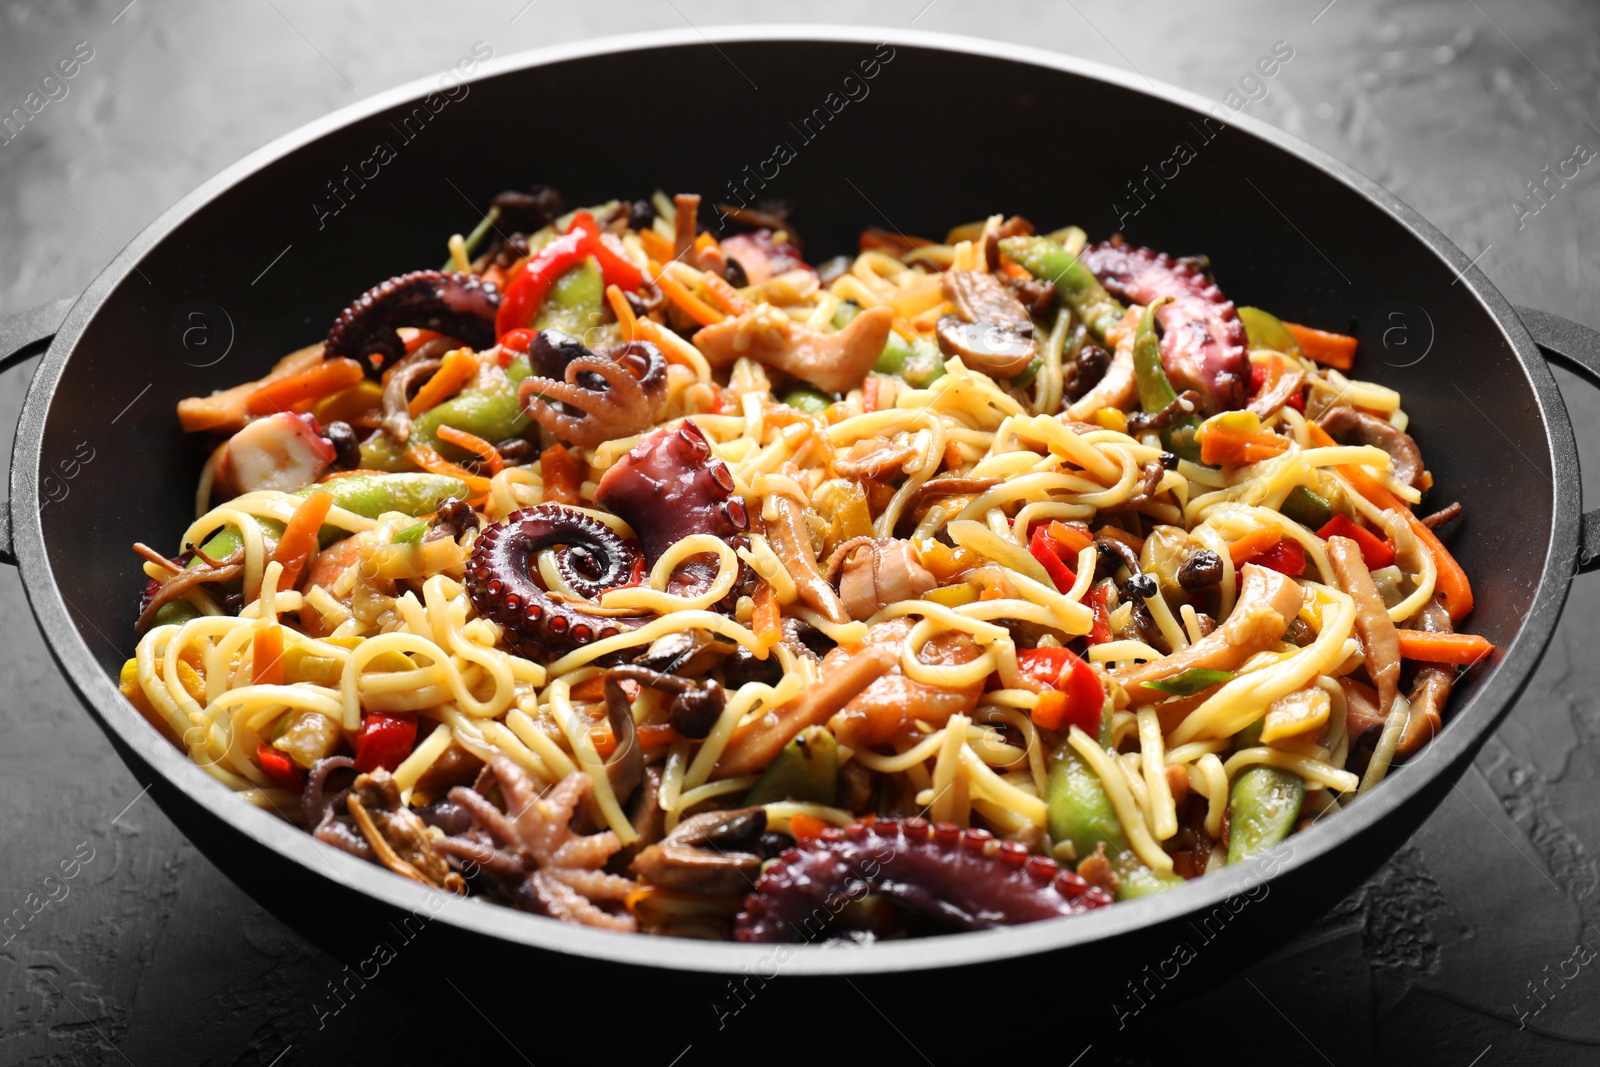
[0,298,74,566]
[1518,305,1600,574]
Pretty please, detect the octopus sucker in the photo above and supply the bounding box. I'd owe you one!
[465,504,646,657]
[324,269,500,375]
[735,819,1111,942]
[1078,242,1248,412]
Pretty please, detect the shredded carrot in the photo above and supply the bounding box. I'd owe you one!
[408,349,479,417]
[399,327,446,355]
[944,440,963,470]
[1199,421,1293,466]
[1048,520,1095,557]
[655,271,726,327]
[1284,321,1358,370]
[752,581,782,650]
[245,358,365,416]
[1229,524,1284,566]
[1396,629,1493,665]
[589,722,682,761]
[999,258,1031,280]
[435,425,503,475]
[253,625,284,686]
[890,316,919,343]
[639,228,673,263]
[701,272,753,315]
[862,376,881,414]
[1307,422,1474,622]
[270,489,334,590]
[605,284,638,341]
[540,444,582,506]
[788,813,828,841]
[694,232,719,256]
[408,445,492,499]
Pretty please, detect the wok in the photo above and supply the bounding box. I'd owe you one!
[3,25,1598,1043]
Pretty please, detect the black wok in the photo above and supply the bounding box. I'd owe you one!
[3,25,1598,1044]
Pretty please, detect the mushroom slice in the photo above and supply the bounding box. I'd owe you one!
[938,269,1036,378]
[1317,406,1425,489]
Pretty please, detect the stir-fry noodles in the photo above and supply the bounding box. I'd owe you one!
[121,189,1489,941]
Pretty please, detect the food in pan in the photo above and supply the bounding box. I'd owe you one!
[120,188,1491,941]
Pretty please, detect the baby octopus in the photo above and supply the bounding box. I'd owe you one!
[465,420,749,657]
[323,269,500,375]
[735,818,1112,942]
[517,329,670,449]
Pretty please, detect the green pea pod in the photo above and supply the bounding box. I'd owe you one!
[1280,485,1333,530]
[999,235,1125,345]
[152,598,203,628]
[782,386,833,416]
[1238,306,1303,357]
[1131,297,1202,462]
[743,726,838,807]
[392,521,427,545]
[409,352,536,458]
[873,328,946,388]
[194,472,467,562]
[1009,353,1045,388]
[533,257,604,337]
[1046,744,1182,900]
[1227,766,1304,863]
[833,301,861,329]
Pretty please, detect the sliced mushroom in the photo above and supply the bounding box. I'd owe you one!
[1317,406,1425,489]
[763,494,850,624]
[1113,563,1304,703]
[1398,595,1454,755]
[346,770,466,893]
[693,304,893,393]
[937,270,1036,378]
[606,664,727,742]
[631,808,768,896]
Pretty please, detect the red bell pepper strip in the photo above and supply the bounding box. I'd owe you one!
[1317,514,1396,570]
[495,228,593,338]
[567,211,644,292]
[1029,524,1078,592]
[257,742,305,792]
[1086,582,1114,645]
[353,712,418,773]
[1016,647,1105,734]
[1251,536,1306,577]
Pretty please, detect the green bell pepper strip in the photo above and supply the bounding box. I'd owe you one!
[781,386,833,416]
[743,726,838,806]
[1238,306,1304,358]
[1046,744,1183,899]
[392,521,427,545]
[1280,485,1334,530]
[1226,766,1304,863]
[1132,296,1202,462]
[999,235,1125,345]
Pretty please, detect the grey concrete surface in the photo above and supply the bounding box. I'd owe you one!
[2,1,1600,1064]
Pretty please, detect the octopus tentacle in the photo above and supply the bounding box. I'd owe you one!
[464,503,645,658]
[324,269,500,376]
[735,818,1112,942]
[518,332,670,448]
[1078,243,1248,412]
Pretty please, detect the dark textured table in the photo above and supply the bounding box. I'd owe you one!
[3,2,1599,1063]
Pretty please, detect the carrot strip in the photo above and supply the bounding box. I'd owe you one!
[253,625,284,686]
[1199,422,1292,466]
[435,425,503,476]
[408,349,479,417]
[788,813,828,841]
[638,228,673,263]
[1284,321,1358,370]
[399,327,446,355]
[752,581,782,650]
[269,489,334,590]
[408,445,492,498]
[589,722,682,760]
[654,271,726,327]
[862,376,881,414]
[540,444,582,506]
[605,284,638,341]
[1047,520,1095,557]
[245,358,365,416]
[1396,630,1493,665]
[1308,422,1474,622]
[1229,524,1284,566]
[701,272,753,315]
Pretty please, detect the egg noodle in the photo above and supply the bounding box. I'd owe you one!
[120,192,1486,939]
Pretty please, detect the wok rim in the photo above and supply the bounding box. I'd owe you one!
[9,23,1581,976]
